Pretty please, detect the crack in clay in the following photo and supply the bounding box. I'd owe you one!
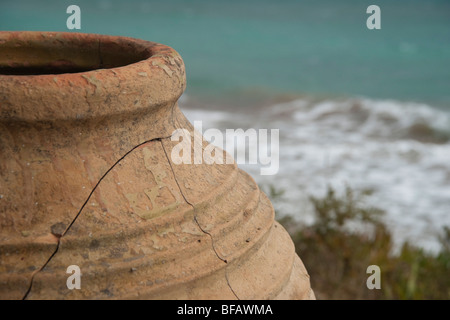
[22,126,240,300]
[63,135,172,235]
[22,241,60,299]
[160,140,240,300]
[22,135,171,300]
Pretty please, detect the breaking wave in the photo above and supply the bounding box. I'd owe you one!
[181,96,450,253]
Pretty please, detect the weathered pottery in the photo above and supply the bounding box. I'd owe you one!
[0,31,314,300]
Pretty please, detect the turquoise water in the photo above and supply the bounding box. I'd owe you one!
[1,0,450,106]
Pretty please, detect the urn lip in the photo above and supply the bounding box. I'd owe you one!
[0,31,186,122]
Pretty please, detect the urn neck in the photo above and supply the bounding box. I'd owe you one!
[0,32,186,123]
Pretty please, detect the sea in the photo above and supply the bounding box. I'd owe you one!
[1,0,450,252]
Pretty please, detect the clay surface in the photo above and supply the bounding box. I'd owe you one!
[0,31,314,300]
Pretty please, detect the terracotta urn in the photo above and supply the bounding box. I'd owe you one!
[0,31,314,300]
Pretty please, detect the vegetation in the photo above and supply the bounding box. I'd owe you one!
[264,185,450,300]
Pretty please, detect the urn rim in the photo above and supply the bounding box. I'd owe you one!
[0,31,186,122]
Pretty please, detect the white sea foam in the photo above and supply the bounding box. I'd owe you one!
[181,96,450,253]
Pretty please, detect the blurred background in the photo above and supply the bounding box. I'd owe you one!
[1,0,449,298]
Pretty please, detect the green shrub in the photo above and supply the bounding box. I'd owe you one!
[266,184,450,300]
